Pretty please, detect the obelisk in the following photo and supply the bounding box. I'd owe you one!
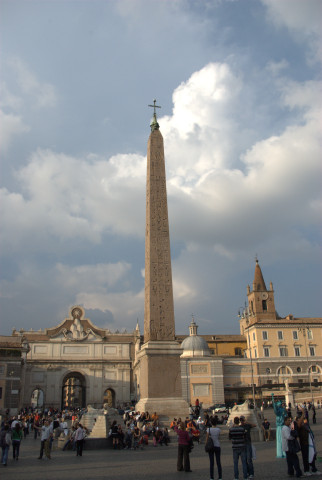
[135,101,188,414]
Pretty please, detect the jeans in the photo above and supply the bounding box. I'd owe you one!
[39,439,51,459]
[76,439,84,456]
[286,451,302,477]
[1,445,9,465]
[177,444,190,472]
[208,446,222,479]
[233,447,248,479]
[12,440,21,459]
[301,445,318,473]
[245,442,254,476]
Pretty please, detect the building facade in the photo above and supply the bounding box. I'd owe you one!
[238,260,322,405]
[0,336,29,413]
[3,261,321,414]
[11,306,139,411]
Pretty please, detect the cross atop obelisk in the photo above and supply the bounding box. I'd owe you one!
[148,99,161,132]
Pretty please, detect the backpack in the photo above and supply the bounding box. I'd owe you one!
[205,428,215,453]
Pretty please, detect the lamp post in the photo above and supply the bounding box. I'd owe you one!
[238,306,257,411]
[298,327,314,404]
[8,370,14,413]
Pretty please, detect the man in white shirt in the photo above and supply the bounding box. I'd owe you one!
[281,416,302,478]
[75,423,85,457]
[36,420,52,459]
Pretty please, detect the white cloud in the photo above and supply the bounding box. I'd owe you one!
[0,149,147,255]
[8,57,57,108]
[261,0,322,62]
[0,109,29,152]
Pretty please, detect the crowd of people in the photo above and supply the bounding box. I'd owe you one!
[1,400,321,479]
[0,406,87,466]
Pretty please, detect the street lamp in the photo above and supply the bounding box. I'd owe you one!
[238,306,257,411]
[8,370,14,413]
[298,327,314,404]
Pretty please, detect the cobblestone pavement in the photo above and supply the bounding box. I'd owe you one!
[2,413,322,480]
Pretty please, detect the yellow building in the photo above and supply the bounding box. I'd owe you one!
[239,260,322,405]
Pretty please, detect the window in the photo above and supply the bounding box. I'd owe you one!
[297,367,302,373]
[278,331,283,340]
[264,347,270,357]
[234,347,242,356]
[254,348,257,358]
[309,365,320,374]
[309,346,315,356]
[262,331,268,340]
[279,347,288,357]
[262,300,267,311]
[278,366,291,375]
[267,380,272,384]
[293,331,298,340]
[266,368,271,374]
[253,332,256,341]
[294,347,301,357]
[298,379,303,388]
[307,329,313,340]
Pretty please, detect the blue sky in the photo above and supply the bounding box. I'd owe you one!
[1,0,321,336]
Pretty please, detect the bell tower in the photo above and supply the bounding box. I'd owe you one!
[240,259,276,333]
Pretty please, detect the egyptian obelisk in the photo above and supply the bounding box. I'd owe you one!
[135,101,188,414]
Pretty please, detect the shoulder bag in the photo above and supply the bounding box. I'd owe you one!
[205,428,215,453]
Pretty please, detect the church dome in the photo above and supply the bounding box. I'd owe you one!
[181,318,211,357]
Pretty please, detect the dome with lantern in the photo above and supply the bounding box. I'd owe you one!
[181,317,211,357]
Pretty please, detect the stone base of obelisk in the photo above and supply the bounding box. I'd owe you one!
[135,341,189,416]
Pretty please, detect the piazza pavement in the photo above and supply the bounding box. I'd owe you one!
[2,409,322,480]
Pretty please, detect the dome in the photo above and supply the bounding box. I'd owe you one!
[181,318,211,357]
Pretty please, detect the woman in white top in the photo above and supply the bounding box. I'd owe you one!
[205,417,222,480]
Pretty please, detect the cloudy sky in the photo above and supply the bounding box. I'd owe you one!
[1,0,321,337]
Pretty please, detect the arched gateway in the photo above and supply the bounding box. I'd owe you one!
[103,388,115,408]
[61,372,86,409]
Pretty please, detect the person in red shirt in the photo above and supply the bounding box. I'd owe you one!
[174,422,192,472]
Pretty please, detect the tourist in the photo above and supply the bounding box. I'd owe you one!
[36,419,52,459]
[0,424,11,466]
[281,416,302,478]
[229,416,248,480]
[110,420,119,449]
[75,422,85,456]
[174,421,192,473]
[189,404,194,420]
[170,418,177,430]
[12,422,23,461]
[124,423,133,449]
[151,412,159,426]
[205,417,222,480]
[262,418,271,441]
[133,425,141,449]
[161,427,170,446]
[62,425,76,451]
[312,405,316,424]
[117,424,125,448]
[195,398,200,416]
[240,415,256,478]
[298,416,321,476]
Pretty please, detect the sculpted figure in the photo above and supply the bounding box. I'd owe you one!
[271,393,286,458]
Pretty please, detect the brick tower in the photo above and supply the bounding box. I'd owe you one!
[135,101,188,414]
